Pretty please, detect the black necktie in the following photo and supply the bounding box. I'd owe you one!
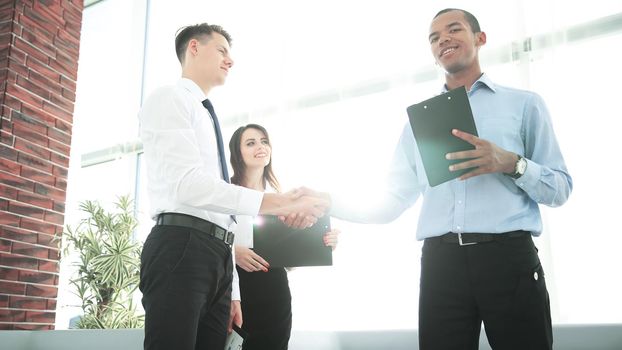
[202,98,230,183]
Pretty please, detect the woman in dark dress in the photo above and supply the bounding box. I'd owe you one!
[229,124,339,350]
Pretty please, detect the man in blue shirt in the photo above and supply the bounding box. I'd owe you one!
[313,7,572,350]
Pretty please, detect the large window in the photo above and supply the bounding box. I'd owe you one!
[58,0,622,330]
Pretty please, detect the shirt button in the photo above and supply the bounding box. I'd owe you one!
[458,200,463,204]
[456,226,461,230]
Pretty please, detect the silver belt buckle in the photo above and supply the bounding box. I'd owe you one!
[458,233,477,246]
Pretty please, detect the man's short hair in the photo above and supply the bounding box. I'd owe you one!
[174,23,232,63]
[433,8,481,33]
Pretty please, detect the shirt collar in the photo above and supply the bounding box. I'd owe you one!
[441,73,497,94]
[178,78,207,101]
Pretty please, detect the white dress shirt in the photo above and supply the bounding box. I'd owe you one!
[139,78,264,300]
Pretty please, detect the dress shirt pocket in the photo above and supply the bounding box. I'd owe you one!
[475,114,523,154]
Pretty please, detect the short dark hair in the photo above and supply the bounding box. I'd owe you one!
[174,23,232,63]
[433,8,481,33]
[229,124,281,192]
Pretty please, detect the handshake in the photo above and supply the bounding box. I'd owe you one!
[259,187,331,229]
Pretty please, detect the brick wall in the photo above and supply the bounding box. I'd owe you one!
[0,0,83,330]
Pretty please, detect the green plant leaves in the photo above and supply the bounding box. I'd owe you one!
[61,195,144,329]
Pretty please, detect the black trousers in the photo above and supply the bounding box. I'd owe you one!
[237,266,292,350]
[419,234,552,350]
[140,225,233,350]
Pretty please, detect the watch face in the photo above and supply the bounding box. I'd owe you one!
[517,157,527,174]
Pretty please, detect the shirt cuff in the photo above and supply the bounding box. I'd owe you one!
[514,158,540,192]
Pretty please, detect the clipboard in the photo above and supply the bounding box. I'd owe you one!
[224,324,247,350]
[252,215,332,268]
[406,86,478,187]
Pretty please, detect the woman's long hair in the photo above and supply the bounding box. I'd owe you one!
[229,124,281,192]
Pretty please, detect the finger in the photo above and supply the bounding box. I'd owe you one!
[449,159,481,172]
[452,129,480,145]
[446,149,481,160]
[251,252,270,270]
[282,213,298,227]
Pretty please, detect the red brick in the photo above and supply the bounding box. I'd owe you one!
[6,83,44,110]
[0,280,26,295]
[29,68,62,96]
[17,190,54,209]
[50,93,74,114]
[51,201,64,213]
[19,270,56,285]
[22,6,60,35]
[33,1,64,23]
[47,248,59,260]
[0,237,11,252]
[62,0,84,19]
[0,198,7,210]
[59,74,75,91]
[43,100,72,122]
[10,296,47,310]
[54,176,67,191]
[54,27,79,57]
[0,266,20,281]
[0,143,19,160]
[49,151,69,168]
[17,151,54,173]
[47,126,71,145]
[20,26,56,58]
[37,232,59,249]
[61,87,75,101]
[25,283,57,298]
[49,55,77,81]
[53,118,72,134]
[0,309,26,322]
[20,216,57,235]
[0,171,35,192]
[0,211,21,226]
[12,116,49,142]
[11,242,51,260]
[8,201,45,220]
[8,45,26,64]
[7,56,28,77]
[14,138,51,161]
[17,104,57,128]
[52,165,67,178]
[0,225,38,244]
[48,138,70,156]
[0,156,20,174]
[38,259,59,273]
[25,311,55,323]
[19,167,55,187]
[13,36,51,65]
[47,298,56,310]
[0,294,8,308]
[13,324,53,330]
[0,324,14,330]
[0,129,15,145]
[33,183,65,202]
[16,12,54,42]
[16,74,51,100]
[26,56,60,82]
[2,92,22,110]
[0,7,14,22]
[43,210,63,225]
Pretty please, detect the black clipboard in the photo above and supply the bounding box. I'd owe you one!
[252,215,332,268]
[406,86,478,187]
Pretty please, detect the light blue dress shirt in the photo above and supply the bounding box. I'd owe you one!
[332,74,572,240]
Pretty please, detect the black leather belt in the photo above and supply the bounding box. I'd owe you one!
[156,213,234,245]
[430,230,530,246]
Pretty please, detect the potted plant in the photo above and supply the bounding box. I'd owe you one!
[61,195,144,328]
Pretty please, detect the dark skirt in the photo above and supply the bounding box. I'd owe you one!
[237,266,292,350]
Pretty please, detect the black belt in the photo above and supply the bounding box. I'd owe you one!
[156,213,234,245]
[429,230,530,246]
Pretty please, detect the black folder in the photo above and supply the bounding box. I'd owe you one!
[252,215,332,268]
[406,86,478,187]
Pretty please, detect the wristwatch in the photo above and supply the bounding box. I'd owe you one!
[509,155,527,179]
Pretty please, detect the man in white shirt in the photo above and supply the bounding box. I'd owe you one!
[138,23,327,350]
